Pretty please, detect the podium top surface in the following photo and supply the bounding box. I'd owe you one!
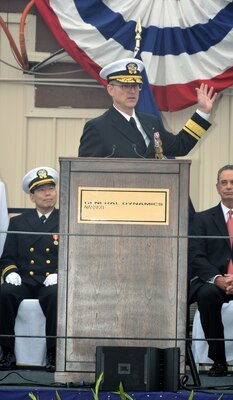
[59,157,191,173]
[59,157,191,163]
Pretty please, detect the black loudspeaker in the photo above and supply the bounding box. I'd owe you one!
[96,346,180,392]
[160,347,180,392]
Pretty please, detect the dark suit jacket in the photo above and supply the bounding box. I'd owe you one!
[0,209,59,285]
[78,106,210,158]
[189,203,232,303]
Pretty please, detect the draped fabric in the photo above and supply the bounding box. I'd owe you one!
[34,0,233,111]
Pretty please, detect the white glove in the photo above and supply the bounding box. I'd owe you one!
[43,273,57,287]
[6,272,22,286]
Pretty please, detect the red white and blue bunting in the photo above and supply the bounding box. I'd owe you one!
[34,0,233,111]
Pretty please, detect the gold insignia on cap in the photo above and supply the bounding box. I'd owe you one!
[37,169,48,180]
[28,168,56,192]
[126,62,138,75]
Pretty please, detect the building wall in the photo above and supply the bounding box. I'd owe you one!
[0,11,232,211]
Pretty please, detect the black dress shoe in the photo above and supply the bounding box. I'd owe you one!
[0,350,16,370]
[208,363,228,377]
[46,351,56,371]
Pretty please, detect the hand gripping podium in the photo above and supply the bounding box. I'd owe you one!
[55,157,191,385]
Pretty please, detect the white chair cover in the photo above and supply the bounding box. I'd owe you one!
[192,301,233,365]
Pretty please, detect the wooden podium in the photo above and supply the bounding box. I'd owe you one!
[55,157,191,383]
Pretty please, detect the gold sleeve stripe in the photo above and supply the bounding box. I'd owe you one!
[183,119,206,140]
[2,265,18,278]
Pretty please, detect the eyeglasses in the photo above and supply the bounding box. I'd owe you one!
[110,83,142,91]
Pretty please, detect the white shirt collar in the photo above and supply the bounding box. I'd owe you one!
[113,105,136,122]
[221,202,232,222]
[37,210,53,219]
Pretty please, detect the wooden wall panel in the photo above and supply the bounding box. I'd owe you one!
[55,118,85,159]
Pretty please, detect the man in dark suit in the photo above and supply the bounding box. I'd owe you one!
[189,164,233,377]
[78,58,217,158]
[0,166,59,371]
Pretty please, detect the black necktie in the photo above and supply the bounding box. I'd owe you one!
[129,117,147,151]
[40,215,47,223]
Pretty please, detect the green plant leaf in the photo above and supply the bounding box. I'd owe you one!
[28,393,38,400]
[188,390,194,400]
[56,390,62,400]
[92,371,104,400]
[118,382,126,400]
[113,382,134,400]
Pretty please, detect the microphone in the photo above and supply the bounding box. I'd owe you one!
[132,144,145,159]
[105,145,117,158]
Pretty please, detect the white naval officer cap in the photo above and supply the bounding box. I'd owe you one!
[99,58,145,84]
[22,166,59,194]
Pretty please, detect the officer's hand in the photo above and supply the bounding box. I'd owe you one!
[195,83,217,113]
[5,272,22,286]
[43,273,57,287]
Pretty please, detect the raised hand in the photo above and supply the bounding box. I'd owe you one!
[195,83,217,114]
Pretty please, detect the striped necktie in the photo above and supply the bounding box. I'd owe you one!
[40,215,47,223]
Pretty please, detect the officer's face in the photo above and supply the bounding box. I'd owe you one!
[107,83,140,115]
[30,184,57,213]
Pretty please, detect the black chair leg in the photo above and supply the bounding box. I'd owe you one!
[186,341,201,387]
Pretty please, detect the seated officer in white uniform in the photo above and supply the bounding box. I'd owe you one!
[0,167,59,371]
